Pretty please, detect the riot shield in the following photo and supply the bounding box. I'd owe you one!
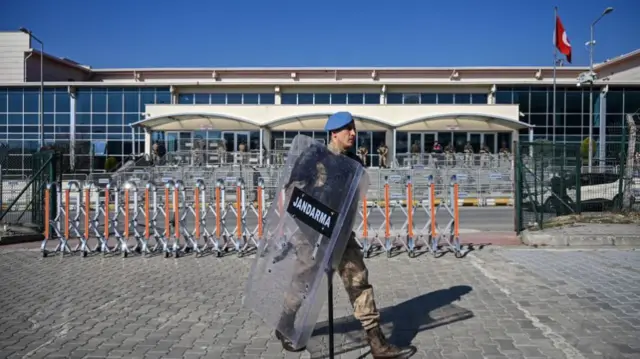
[244,134,369,351]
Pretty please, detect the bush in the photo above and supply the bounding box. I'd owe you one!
[580,138,597,160]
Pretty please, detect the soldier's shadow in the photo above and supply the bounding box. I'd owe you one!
[306,285,474,358]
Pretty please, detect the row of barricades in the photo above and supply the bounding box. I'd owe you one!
[41,175,467,259]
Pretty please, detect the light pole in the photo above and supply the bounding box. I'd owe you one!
[19,27,44,149]
[586,7,613,172]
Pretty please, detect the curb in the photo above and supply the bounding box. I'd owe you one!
[0,233,44,246]
[520,231,640,247]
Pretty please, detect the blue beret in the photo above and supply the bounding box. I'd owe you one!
[324,111,354,132]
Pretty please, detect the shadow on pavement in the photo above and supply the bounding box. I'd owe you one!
[306,285,474,358]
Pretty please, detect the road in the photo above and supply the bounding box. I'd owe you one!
[0,247,637,358]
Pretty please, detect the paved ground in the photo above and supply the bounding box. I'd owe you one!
[0,246,638,359]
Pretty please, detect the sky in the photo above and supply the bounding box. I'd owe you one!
[1,0,638,69]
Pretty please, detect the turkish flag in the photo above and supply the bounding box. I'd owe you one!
[555,15,572,63]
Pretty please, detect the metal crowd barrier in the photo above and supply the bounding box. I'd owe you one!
[40,175,468,259]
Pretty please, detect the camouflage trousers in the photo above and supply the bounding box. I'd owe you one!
[282,232,380,331]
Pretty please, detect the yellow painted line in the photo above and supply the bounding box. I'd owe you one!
[459,198,480,206]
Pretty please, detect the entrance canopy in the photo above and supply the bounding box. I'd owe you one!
[131,113,260,131]
[396,113,532,132]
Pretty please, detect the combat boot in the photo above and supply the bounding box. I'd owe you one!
[275,312,305,352]
[366,326,417,359]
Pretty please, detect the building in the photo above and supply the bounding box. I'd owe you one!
[1,30,639,175]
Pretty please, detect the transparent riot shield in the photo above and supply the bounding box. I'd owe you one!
[244,134,369,351]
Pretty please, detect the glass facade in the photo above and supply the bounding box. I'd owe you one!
[1,84,639,173]
[386,92,488,104]
[0,87,71,174]
[281,93,380,105]
[177,93,275,105]
[74,87,171,170]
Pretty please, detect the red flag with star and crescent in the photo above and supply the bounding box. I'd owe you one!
[555,15,572,63]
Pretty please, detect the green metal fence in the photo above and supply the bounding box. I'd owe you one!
[0,150,59,230]
[515,141,582,232]
[515,114,639,233]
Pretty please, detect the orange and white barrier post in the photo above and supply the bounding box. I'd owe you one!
[66,181,88,256]
[405,176,416,257]
[40,182,70,257]
[383,176,393,257]
[204,179,224,257]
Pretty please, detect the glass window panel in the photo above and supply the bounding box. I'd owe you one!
[76,114,90,125]
[124,114,140,124]
[364,93,379,104]
[194,94,210,104]
[386,93,403,104]
[155,91,171,104]
[92,114,107,125]
[140,91,155,105]
[243,93,259,104]
[8,91,23,112]
[259,93,275,104]
[513,91,529,111]
[0,114,5,132]
[455,93,471,104]
[565,127,582,135]
[107,92,123,112]
[495,91,512,104]
[44,114,54,125]
[624,90,640,113]
[403,94,420,104]
[56,92,70,112]
[565,114,582,127]
[56,126,70,133]
[420,93,437,104]
[76,126,91,134]
[23,91,39,112]
[123,90,139,113]
[227,94,242,104]
[24,114,38,125]
[0,91,6,112]
[347,93,364,104]
[314,93,330,104]
[529,114,547,126]
[438,93,454,104]
[297,93,313,104]
[43,92,55,112]
[280,93,296,105]
[178,94,193,104]
[606,90,623,113]
[471,93,488,104]
[24,126,38,134]
[8,114,21,125]
[550,113,564,126]
[529,92,547,113]
[92,90,107,112]
[331,93,347,104]
[211,93,226,104]
[9,125,22,133]
[107,114,123,125]
[395,131,408,154]
[565,90,582,113]
[92,126,106,134]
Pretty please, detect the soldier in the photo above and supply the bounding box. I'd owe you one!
[377,143,389,168]
[357,142,369,166]
[463,141,474,167]
[275,112,416,359]
[217,139,227,165]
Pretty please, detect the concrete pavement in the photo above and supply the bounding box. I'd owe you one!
[0,247,638,359]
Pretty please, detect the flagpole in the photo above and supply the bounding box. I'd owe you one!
[552,6,558,145]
